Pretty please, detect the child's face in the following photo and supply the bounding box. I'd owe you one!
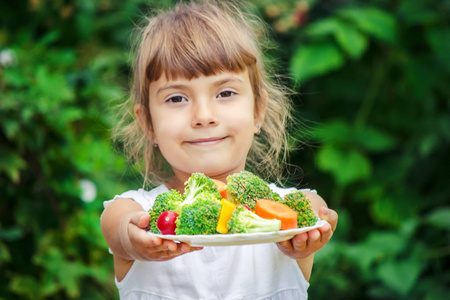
[147,69,264,181]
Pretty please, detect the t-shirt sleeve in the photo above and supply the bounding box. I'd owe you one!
[103,189,154,212]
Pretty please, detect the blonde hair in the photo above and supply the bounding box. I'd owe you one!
[114,0,294,186]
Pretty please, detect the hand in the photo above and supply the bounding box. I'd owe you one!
[276,207,338,260]
[120,211,203,261]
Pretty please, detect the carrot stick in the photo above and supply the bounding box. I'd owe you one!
[255,199,298,230]
[212,179,228,199]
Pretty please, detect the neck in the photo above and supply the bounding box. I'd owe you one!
[166,177,185,193]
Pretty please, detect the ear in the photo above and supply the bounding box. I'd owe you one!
[134,104,155,142]
[254,89,268,128]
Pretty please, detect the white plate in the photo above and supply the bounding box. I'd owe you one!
[148,219,327,247]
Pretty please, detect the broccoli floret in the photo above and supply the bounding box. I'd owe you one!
[282,191,318,227]
[175,192,222,235]
[227,206,281,233]
[175,173,221,214]
[226,171,277,210]
[148,189,184,234]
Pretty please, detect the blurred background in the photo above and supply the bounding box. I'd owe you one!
[1,0,449,299]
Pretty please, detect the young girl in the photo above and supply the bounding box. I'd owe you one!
[101,1,338,299]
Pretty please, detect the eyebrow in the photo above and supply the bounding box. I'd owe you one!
[156,76,245,96]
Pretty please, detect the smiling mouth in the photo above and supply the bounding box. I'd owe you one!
[187,137,227,145]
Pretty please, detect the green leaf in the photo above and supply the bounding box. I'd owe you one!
[425,208,450,230]
[426,27,450,71]
[305,18,340,37]
[290,42,345,83]
[398,2,441,25]
[338,7,397,43]
[306,18,368,59]
[312,120,353,144]
[317,145,371,186]
[376,258,425,295]
[0,241,11,263]
[355,126,396,152]
[9,275,59,299]
[0,148,26,183]
[370,192,419,227]
[345,231,407,272]
[334,21,368,59]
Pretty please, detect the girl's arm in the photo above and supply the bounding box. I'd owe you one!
[277,191,338,281]
[100,197,202,280]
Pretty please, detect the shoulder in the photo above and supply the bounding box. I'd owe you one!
[103,185,169,212]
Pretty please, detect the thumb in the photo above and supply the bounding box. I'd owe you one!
[130,211,150,229]
[319,206,338,232]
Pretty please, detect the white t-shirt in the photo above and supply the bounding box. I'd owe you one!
[104,184,315,300]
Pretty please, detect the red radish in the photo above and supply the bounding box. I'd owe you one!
[243,205,252,211]
[157,211,179,235]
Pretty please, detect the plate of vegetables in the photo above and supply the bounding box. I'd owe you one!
[150,219,327,247]
[147,171,326,246]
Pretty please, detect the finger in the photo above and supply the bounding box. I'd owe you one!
[130,211,150,229]
[179,243,203,253]
[291,232,308,251]
[319,207,338,232]
[161,239,181,252]
[303,229,322,251]
[319,223,333,245]
[277,239,294,254]
[129,223,161,249]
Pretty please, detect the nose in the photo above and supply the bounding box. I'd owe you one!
[191,100,218,128]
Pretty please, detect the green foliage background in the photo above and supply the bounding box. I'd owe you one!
[1,0,449,299]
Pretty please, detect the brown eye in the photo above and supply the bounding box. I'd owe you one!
[167,96,187,103]
[217,91,235,98]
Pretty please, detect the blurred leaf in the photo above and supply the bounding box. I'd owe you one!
[334,21,368,59]
[345,231,407,272]
[370,193,419,227]
[290,41,345,83]
[0,227,23,241]
[305,18,340,37]
[354,126,396,152]
[426,27,450,71]
[338,7,397,43]
[306,18,369,59]
[0,241,11,263]
[398,1,441,25]
[317,145,371,186]
[9,275,59,299]
[33,66,75,110]
[34,242,88,298]
[313,120,395,152]
[425,208,450,230]
[312,120,353,145]
[0,148,26,183]
[376,258,425,295]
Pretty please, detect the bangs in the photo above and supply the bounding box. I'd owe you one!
[144,3,258,82]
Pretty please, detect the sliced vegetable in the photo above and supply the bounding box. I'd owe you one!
[213,179,228,199]
[157,211,179,235]
[255,199,298,230]
[216,198,237,234]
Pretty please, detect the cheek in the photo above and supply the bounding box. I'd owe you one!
[151,113,183,144]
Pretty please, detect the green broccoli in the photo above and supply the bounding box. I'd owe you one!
[282,191,318,227]
[226,171,278,210]
[175,192,222,235]
[148,189,184,234]
[227,206,281,233]
[175,173,222,214]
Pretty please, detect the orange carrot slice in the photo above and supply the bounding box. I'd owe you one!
[255,199,298,230]
[213,179,228,199]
